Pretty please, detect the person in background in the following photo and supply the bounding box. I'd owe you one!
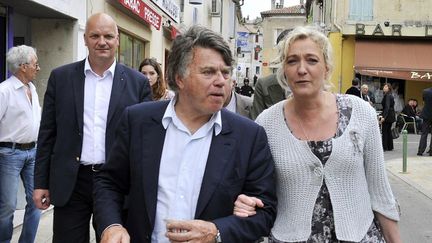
[93,25,276,243]
[223,75,253,118]
[345,77,361,97]
[33,13,152,243]
[380,83,396,151]
[233,26,401,243]
[240,78,254,97]
[0,45,41,243]
[417,87,432,156]
[253,74,258,86]
[139,58,175,101]
[250,29,291,120]
[401,99,422,132]
[361,84,374,106]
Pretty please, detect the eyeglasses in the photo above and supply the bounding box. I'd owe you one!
[22,62,40,69]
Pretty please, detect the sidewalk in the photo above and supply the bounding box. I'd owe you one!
[11,135,431,242]
[386,155,432,200]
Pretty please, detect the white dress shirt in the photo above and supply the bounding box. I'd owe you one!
[151,98,222,243]
[0,75,41,143]
[225,91,237,113]
[80,58,115,165]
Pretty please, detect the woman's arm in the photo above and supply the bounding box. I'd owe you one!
[375,212,401,243]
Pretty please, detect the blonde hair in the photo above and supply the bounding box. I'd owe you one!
[275,26,334,92]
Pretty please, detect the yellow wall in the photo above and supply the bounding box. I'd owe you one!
[328,32,356,94]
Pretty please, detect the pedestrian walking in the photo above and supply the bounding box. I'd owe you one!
[233,26,401,243]
[93,25,276,243]
[380,83,396,151]
[0,45,41,243]
[417,87,432,156]
[32,13,152,243]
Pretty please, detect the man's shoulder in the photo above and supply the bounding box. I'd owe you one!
[127,100,169,117]
[51,60,85,73]
[258,74,278,85]
[235,92,253,104]
[222,108,258,128]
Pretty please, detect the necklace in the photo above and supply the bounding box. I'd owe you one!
[294,109,310,141]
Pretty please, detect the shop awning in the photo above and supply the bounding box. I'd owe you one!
[354,40,432,82]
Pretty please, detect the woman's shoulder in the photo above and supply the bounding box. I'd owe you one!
[256,100,285,124]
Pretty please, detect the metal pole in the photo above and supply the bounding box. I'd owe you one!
[402,129,408,173]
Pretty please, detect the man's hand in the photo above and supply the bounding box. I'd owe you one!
[165,219,217,243]
[33,189,51,210]
[233,194,264,217]
[101,225,130,243]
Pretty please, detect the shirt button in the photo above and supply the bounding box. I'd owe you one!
[313,167,322,177]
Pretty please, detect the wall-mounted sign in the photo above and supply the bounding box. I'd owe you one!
[355,23,432,37]
[118,0,161,30]
[150,0,180,23]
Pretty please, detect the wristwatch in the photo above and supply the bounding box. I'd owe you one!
[215,229,222,243]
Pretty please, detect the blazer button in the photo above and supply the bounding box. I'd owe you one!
[76,157,80,162]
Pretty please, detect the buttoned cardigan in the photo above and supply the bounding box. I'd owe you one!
[256,96,400,242]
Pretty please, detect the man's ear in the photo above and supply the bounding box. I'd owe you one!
[175,74,184,90]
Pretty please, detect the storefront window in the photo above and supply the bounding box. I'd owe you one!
[118,31,145,69]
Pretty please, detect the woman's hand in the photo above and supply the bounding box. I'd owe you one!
[233,194,264,217]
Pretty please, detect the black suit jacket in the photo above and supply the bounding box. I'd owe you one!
[34,59,152,206]
[93,101,277,242]
[345,86,361,97]
[421,87,432,120]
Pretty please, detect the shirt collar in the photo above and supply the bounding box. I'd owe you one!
[84,57,117,77]
[11,75,33,90]
[162,97,222,136]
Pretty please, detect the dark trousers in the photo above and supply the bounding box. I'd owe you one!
[382,122,394,151]
[52,165,100,243]
[418,119,432,154]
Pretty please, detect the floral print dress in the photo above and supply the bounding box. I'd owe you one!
[270,95,385,243]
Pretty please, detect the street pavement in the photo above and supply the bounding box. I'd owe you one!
[11,134,432,243]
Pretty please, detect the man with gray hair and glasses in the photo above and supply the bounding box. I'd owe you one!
[94,25,277,243]
[0,45,41,243]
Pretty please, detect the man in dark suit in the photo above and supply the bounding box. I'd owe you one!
[417,87,432,156]
[223,76,253,118]
[345,77,361,97]
[250,29,291,120]
[94,26,277,243]
[32,13,152,242]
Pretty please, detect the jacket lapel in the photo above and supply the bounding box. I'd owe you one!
[195,111,235,218]
[141,103,169,227]
[72,60,86,133]
[107,64,126,126]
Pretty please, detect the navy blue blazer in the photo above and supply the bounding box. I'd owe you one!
[93,101,277,243]
[35,59,152,206]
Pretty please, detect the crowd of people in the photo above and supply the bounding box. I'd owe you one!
[1,11,431,243]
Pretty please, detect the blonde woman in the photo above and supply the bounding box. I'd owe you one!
[233,26,401,243]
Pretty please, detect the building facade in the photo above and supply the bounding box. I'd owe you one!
[1,0,242,103]
[308,0,432,110]
[260,2,306,77]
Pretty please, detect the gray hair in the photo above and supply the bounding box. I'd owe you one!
[166,25,233,92]
[6,45,37,74]
[276,26,334,92]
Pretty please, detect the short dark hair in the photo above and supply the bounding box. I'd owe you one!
[352,78,360,86]
[166,25,233,93]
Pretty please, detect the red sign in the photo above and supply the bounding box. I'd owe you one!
[118,0,161,30]
[262,62,268,67]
